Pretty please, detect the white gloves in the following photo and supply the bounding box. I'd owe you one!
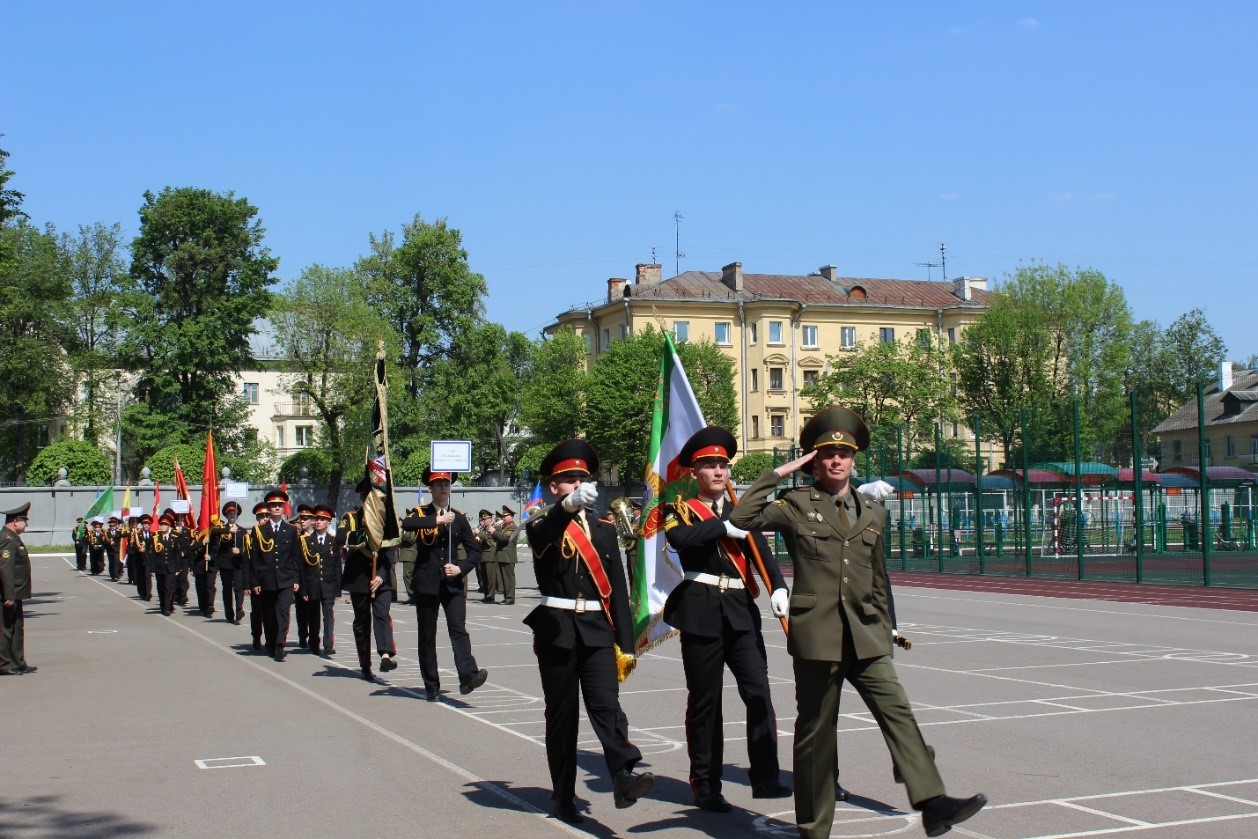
[723,520,750,540]
[856,480,896,503]
[770,588,789,618]
[562,481,599,513]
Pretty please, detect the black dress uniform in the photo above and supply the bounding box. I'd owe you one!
[245,503,268,646]
[524,439,653,823]
[130,517,152,600]
[123,518,140,585]
[147,516,181,615]
[297,505,341,655]
[105,518,123,581]
[245,490,301,660]
[87,521,109,575]
[401,469,486,698]
[0,501,34,675]
[207,502,245,623]
[662,426,790,810]
[337,488,397,680]
[292,504,314,647]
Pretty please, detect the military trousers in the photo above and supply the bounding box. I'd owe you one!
[351,589,395,666]
[414,590,476,692]
[259,587,295,653]
[0,600,25,670]
[482,562,502,600]
[498,563,516,603]
[303,596,335,653]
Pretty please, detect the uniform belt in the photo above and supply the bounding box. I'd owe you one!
[683,571,745,590]
[540,595,604,614]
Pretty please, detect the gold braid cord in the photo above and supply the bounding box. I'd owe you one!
[253,525,275,553]
[300,534,320,567]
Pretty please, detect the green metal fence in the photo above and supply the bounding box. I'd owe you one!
[769,391,1258,590]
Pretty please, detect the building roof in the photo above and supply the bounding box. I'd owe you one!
[1151,369,1258,434]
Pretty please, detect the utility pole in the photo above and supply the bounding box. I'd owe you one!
[674,212,685,276]
[940,242,947,281]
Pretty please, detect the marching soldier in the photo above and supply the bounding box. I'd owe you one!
[173,517,193,608]
[0,501,34,676]
[245,489,301,661]
[245,502,268,649]
[207,502,245,624]
[495,505,518,605]
[72,516,87,571]
[338,479,398,680]
[106,516,123,581]
[123,516,140,585]
[293,504,315,647]
[662,426,791,812]
[87,518,109,575]
[298,504,341,656]
[730,407,987,839]
[148,512,180,616]
[524,439,653,823]
[131,514,153,601]
[401,469,487,700]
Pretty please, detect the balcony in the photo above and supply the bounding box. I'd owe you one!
[273,401,317,418]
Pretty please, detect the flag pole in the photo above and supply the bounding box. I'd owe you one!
[725,483,789,636]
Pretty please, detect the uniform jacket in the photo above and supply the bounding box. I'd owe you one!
[524,501,634,652]
[492,522,518,564]
[729,468,892,663]
[662,499,785,638]
[245,518,300,591]
[145,530,181,575]
[297,531,341,601]
[207,522,245,570]
[87,529,111,556]
[336,509,396,594]
[0,527,32,601]
[401,504,479,597]
[128,528,149,566]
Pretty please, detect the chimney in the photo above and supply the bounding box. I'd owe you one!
[721,261,744,292]
[819,265,839,282]
[1220,361,1234,392]
[607,278,628,302]
[636,263,662,288]
[953,276,988,301]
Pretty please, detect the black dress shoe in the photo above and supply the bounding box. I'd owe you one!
[19,664,37,674]
[274,649,287,662]
[0,667,23,676]
[459,668,488,695]
[361,667,375,681]
[695,793,732,813]
[835,783,849,802]
[894,744,935,784]
[613,767,654,809]
[252,639,262,650]
[921,793,987,837]
[425,690,440,702]
[752,781,792,799]
[554,800,583,824]
[502,599,514,605]
[379,655,398,672]
[325,647,335,656]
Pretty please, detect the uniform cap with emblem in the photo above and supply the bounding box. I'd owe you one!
[252,502,268,517]
[139,513,153,524]
[799,406,870,453]
[500,505,515,516]
[3,501,31,522]
[92,517,104,526]
[478,509,492,519]
[679,425,738,467]
[108,515,120,525]
[222,501,242,516]
[540,438,599,479]
[421,467,453,485]
[264,489,289,505]
[159,512,176,526]
[312,504,335,520]
[296,504,314,517]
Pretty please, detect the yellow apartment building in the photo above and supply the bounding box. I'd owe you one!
[547,262,991,457]
[1152,367,1258,473]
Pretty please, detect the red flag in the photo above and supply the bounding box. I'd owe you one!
[280,478,291,517]
[150,482,161,533]
[173,456,196,530]
[199,431,220,538]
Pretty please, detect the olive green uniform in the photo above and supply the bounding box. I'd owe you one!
[0,526,33,672]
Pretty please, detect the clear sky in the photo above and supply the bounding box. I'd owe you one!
[6,2,1255,360]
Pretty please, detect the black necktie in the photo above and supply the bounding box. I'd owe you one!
[711,499,722,517]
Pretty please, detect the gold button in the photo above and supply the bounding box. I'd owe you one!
[844,559,850,565]
[843,577,849,584]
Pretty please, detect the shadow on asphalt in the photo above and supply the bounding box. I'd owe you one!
[0,795,159,837]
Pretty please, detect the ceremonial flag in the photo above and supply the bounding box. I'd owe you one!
[632,332,707,653]
[279,477,291,517]
[173,456,196,529]
[120,486,133,519]
[520,481,544,522]
[149,482,161,533]
[199,431,220,538]
[362,345,401,552]
[83,486,115,521]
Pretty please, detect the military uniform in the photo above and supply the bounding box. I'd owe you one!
[130,516,152,600]
[72,518,87,571]
[245,490,301,660]
[0,501,34,675]
[474,510,501,602]
[106,517,123,581]
[87,520,109,575]
[297,505,341,655]
[207,502,245,623]
[524,439,652,823]
[662,426,790,810]
[292,504,315,647]
[337,491,398,680]
[244,503,268,647]
[401,468,485,697]
[729,407,985,839]
[493,506,518,605]
[147,515,182,615]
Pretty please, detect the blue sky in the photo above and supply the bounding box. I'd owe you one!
[6,2,1255,360]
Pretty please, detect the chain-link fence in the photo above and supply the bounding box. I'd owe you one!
[769,391,1258,590]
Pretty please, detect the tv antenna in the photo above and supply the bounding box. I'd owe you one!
[940,242,948,281]
[915,261,940,281]
[673,211,685,276]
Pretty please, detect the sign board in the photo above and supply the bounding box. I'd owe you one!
[431,440,472,473]
[171,499,191,514]
[223,481,249,499]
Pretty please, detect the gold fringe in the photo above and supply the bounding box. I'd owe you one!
[614,644,637,683]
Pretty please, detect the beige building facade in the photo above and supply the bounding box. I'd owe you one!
[547,262,990,457]
[1152,367,1258,473]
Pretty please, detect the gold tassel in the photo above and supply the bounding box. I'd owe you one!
[614,644,637,683]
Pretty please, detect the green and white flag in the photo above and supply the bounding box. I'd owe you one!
[632,333,706,653]
[83,486,115,521]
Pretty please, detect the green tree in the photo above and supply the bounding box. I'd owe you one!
[393,449,431,486]
[731,451,773,483]
[119,187,278,467]
[676,338,739,433]
[27,440,112,486]
[519,327,587,445]
[0,140,25,227]
[278,448,335,485]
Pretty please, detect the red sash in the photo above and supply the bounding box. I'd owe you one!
[563,519,615,630]
[685,498,760,597]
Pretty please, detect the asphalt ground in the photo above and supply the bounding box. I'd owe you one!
[4,552,1258,839]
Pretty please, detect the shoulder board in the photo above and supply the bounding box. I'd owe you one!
[451,507,464,517]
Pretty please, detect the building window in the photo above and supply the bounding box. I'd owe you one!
[620,323,628,339]
[715,322,731,345]
[583,333,592,354]
[674,321,689,342]
[749,322,758,344]
[947,327,957,344]
[295,425,314,448]
[1252,435,1258,456]
[770,414,785,437]
[768,321,783,344]
[916,328,932,348]
[1172,440,1182,463]
[802,370,818,388]
[951,422,959,438]
[1203,439,1211,466]
[602,328,610,349]
[276,427,285,449]
[750,369,759,392]
[242,382,259,404]
[768,367,784,391]
[879,327,895,343]
[840,326,856,349]
[752,416,760,439]
[801,325,818,348]
[1226,435,1234,457]
[293,392,314,416]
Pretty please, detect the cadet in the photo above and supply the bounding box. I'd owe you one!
[245,502,269,648]
[245,490,301,661]
[106,516,123,581]
[298,504,341,656]
[0,501,35,675]
[293,504,315,647]
[662,426,791,811]
[207,501,245,624]
[131,514,153,601]
[338,479,398,680]
[524,439,653,823]
[401,469,487,699]
[148,512,180,616]
[87,518,109,575]
[494,506,518,605]
[730,407,987,839]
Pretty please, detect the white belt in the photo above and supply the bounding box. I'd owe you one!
[540,595,604,614]
[683,571,745,590]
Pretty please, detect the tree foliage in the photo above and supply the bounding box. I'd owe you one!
[518,327,587,445]
[731,451,773,483]
[278,448,335,485]
[27,440,112,486]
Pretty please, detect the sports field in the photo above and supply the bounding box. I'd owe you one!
[4,552,1256,838]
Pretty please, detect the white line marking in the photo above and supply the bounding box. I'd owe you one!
[194,755,265,769]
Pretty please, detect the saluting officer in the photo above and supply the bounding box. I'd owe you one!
[524,439,653,824]
[298,504,341,656]
[730,407,987,839]
[207,502,245,624]
[662,426,791,812]
[338,479,398,680]
[245,489,301,661]
[401,469,487,700]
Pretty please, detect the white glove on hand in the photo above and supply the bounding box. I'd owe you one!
[562,481,599,513]
[770,588,789,618]
[723,520,750,540]
[856,479,896,503]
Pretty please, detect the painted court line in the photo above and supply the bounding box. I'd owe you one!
[194,755,265,769]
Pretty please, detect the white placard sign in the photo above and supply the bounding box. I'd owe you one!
[430,440,472,474]
[171,499,191,514]
[224,481,249,499]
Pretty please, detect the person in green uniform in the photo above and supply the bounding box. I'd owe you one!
[729,407,986,839]
[0,501,36,675]
[475,509,501,603]
[494,506,518,605]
